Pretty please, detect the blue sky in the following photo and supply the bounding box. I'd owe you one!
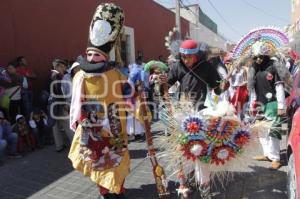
[154,0,291,43]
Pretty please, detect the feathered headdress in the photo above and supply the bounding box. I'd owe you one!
[232,27,289,60]
[232,27,293,92]
[165,27,182,62]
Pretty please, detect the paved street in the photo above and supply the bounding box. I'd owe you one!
[0,122,287,199]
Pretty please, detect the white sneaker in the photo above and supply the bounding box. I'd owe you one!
[128,135,135,141]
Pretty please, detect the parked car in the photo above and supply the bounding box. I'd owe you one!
[286,68,300,199]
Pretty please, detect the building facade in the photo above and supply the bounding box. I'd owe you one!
[176,4,228,50]
[289,0,300,53]
[0,0,189,94]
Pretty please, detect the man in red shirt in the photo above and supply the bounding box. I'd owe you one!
[15,56,36,119]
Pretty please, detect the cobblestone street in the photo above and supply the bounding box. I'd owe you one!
[0,123,287,199]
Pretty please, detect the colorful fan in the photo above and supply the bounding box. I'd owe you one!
[232,27,289,59]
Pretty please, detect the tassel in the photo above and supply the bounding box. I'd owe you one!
[194,160,210,185]
[195,159,201,184]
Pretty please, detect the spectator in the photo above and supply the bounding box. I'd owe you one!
[0,66,14,114]
[5,62,25,123]
[0,134,6,165]
[13,114,35,153]
[29,108,52,147]
[0,111,19,159]
[15,56,36,119]
[116,62,129,77]
[61,61,80,104]
[49,59,74,152]
[128,56,144,71]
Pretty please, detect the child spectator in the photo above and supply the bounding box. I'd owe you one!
[29,108,52,147]
[13,114,35,153]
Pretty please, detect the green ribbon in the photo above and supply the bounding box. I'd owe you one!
[177,133,189,144]
[200,156,211,163]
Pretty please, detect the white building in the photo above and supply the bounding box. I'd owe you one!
[173,4,229,50]
[287,0,300,54]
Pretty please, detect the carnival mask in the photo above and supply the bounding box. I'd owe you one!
[86,50,107,63]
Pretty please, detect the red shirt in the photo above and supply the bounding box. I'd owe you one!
[17,66,34,90]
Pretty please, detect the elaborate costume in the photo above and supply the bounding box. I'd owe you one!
[68,4,129,198]
[160,39,232,199]
[229,60,248,118]
[158,101,256,197]
[232,27,291,169]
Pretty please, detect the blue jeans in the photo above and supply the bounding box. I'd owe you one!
[21,89,33,118]
[3,133,18,155]
[0,139,7,158]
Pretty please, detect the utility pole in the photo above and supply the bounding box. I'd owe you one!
[175,0,181,38]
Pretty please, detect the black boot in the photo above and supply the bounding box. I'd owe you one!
[102,193,115,199]
[115,193,126,199]
[102,193,126,199]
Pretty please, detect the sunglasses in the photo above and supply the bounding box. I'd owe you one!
[253,55,264,60]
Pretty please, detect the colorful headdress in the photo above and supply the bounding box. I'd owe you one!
[232,27,289,59]
[87,3,124,57]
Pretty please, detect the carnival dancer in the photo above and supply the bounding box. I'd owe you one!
[68,3,129,199]
[229,59,249,119]
[160,39,227,198]
[126,59,147,141]
[249,51,286,170]
[160,39,226,110]
[205,52,230,109]
[231,27,291,170]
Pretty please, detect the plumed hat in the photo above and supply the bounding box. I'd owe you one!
[87,3,125,57]
[232,27,289,59]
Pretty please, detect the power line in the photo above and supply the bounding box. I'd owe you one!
[240,0,289,23]
[206,0,242,37]
[180,0,232,45]
[179,0,199,17]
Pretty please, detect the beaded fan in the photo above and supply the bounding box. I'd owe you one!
[232,27,289,60]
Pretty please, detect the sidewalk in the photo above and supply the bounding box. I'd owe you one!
[0,122,287,199]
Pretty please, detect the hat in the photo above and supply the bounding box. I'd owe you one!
[68,62,80,73]
[87,3,125,57]
[16,114,24,121]
[232,27,289,59]
[179,39,198,55]
[52,59,68,68]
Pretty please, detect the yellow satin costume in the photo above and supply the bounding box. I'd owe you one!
[68,69,130,194]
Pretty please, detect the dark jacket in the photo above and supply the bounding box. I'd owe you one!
[167,58,221,110]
